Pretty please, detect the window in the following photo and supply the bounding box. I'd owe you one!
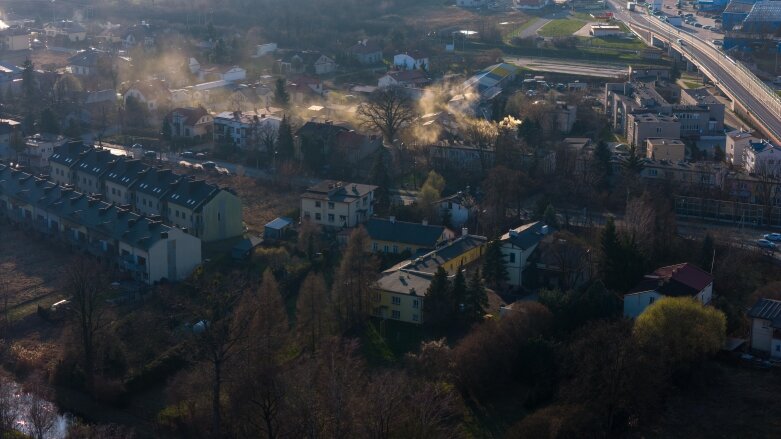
[303,211,310,218]
[315,201,321,208]
[509,252,516,263]
[391,310,400,319]
[328,202,334,209]
[392,296,401,305]
[372,242,378,251]
[383,245,389,253]
[392,245,398,254]
[649,296,655,305]
[413,299,419,309]
[328,214,335,222]
[412,314,419,322]
[339,215,346,222]
[315,213,321,220]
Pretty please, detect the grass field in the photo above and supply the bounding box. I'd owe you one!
[538,18,586,37]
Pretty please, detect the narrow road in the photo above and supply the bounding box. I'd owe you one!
[504,56,629,78]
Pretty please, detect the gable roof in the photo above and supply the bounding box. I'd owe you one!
[349,40,382,55]
[49,141,91,168]
[74,148,115,178]
[385,70,429,84]
[68,49,110,67]
[366,217,446,248]
[166,107,210,126]
[395,234,487,274]
[296,121,350,139]
[628,263,713,296]
[748,298,781,328]
[130,168,181,198]
[500,221,545,250]
[162,178,219,211]
[104,157,149,187]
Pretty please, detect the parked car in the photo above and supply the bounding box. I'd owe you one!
[195,152,207,159]
[181,151,195,158]
[694,23,703,28]
[763,233,781,241]
[216,167,230,176]
[202,161,217,170]
[178,160,193,169]
[143,151,157,159]
[757,239,777,249]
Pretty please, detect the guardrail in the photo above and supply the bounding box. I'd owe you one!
[632,14,781,143]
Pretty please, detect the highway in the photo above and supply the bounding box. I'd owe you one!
[606,0,781,144]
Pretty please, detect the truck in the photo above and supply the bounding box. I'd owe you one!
[627,2,636,11]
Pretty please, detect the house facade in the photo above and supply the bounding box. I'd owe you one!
[623,263,713,318]
[393,51,429,71]
[0,27,30,51]
[348,40,383,65]
[726,129,757,167]
[165,107,214,142]
[22,134,68,169]
[747,298,781,358]
[365,217,453,255]
[499,222,547,288]
[744,139,781,176]
[213,111,281,149]
[300,180,377,228]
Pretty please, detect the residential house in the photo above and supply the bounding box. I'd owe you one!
[744,139,781,176]
[213,111,281,149]
[123,79,172,112]
[289,75,326,103]
[122,22,156,48]
[130,168,181,216]
[0,26,30,51]
[264,217,293,240]
[429,141,495,173]
[457,0,488,7]
[256,43,278,57]
[219,66,247,82]
[393,51,429,71]
[627,113,680,150]
[332,130,382,173]
[640,159,725,188]
[378,70,430,89]
[295,120,350,160]
[277,51,337,75]
[103,157,149,205]
[161,178,243,242]
[21,134,68,169]
[0,165,202,284]
[67,49,114,77]
[44,20,86,42]
[499,222,548,288]
[623,263,713,318]
[726,129,758,166]
[48,141,91,186]
[437,191,476,228]
[532,233,593,290]
[73,148,116,194]
[747,298,781,358]
[646,138,685,162]
[514,0,551,9]
[300,180,377,228]
[348,40,383,64]
[373,233,487,324]
[165,107,214,142]
[365,216,453,255]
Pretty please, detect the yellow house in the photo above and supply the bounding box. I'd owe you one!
[372,234,487,325]
[364,216,454,255]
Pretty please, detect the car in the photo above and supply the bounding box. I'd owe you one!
[201,161,217,170]
[216,167,230,176]
[677,38,685,45]
[764,233,781,241]
[685,13,694,17]
[143,151,157,159]
[195,152,207,159]
[181,151,195,158]
[694,23,703,28]
[712,39,723,46]
[715,18,722,23]
[703,25,712,30]
[757,239,777,249]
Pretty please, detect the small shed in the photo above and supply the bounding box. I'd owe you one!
[231,236,263,260]
[264,217,293,241]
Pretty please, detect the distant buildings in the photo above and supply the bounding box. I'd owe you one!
[300,180,377,228]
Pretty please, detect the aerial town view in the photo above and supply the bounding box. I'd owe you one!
[0,0,780,437]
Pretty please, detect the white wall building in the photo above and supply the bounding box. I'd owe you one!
[300,180,377,228]
[726,130,758,167]
[744,139,781,176]
[393,52,430,71]
[499,222,547,288]
[623,263,713,318]
[748,298,781,359]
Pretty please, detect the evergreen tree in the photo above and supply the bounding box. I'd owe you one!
[623,146,644,175]
[463,269,488,324]
[593,140,612,189]
[600,217,622,290]
[39,108,59,134]
[21,59,35,103]
[369,149,391,215]
[451,267,467,314]
[275,115,294,159]
[518,116,541,145]
[423,266,452,330]
[543,204,558,229]
[482,240,508,289]
[699,234,715,273]
[274,78,290,108]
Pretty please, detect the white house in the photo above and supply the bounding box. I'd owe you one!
[300,180,377,228]
[623,263,713,318]
[378,70,430,89]
[23,134,68,169]
[437,192,474,228]
[744,139,781,176]
[726,129,757,167]
[457,0,487,7]
[393,51,429,71]
[220,66,247,82]
[123,80,171,112]
[747,298,781,359]
[256,43,278,57]
[499,222,548,288]
[213,111,282,149]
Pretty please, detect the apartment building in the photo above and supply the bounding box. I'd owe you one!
[726,129,758,167]
[0,165,202,284]
[627,113,681,150]
[744,139,781,176]
[300,180,377,228]
[646,138,685,162]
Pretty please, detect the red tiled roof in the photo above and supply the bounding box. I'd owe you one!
[654,263,713,291]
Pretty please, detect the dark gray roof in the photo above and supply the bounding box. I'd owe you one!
[104,157,149,187]
[130,168,181,198]
[74,148,115,178]
[500,221,545,250]
[748,298,781,328]
[303,180,377,202]
[162,179,218,211]
[49,141,90,168]
[366,217,445,248]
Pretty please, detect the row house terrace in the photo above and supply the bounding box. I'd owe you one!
[0,165,202,284]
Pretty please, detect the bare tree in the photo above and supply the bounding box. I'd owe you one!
[65,257,110,395]
[25,379,56,439]
[0,376,19,434]
[332,228,378,331]
[356,86,416,144]
[296,272,334,352]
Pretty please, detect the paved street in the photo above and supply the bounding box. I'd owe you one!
[505,56,629,77]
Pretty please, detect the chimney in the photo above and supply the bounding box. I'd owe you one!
[462,227,468,236]
[389,216,395,223]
